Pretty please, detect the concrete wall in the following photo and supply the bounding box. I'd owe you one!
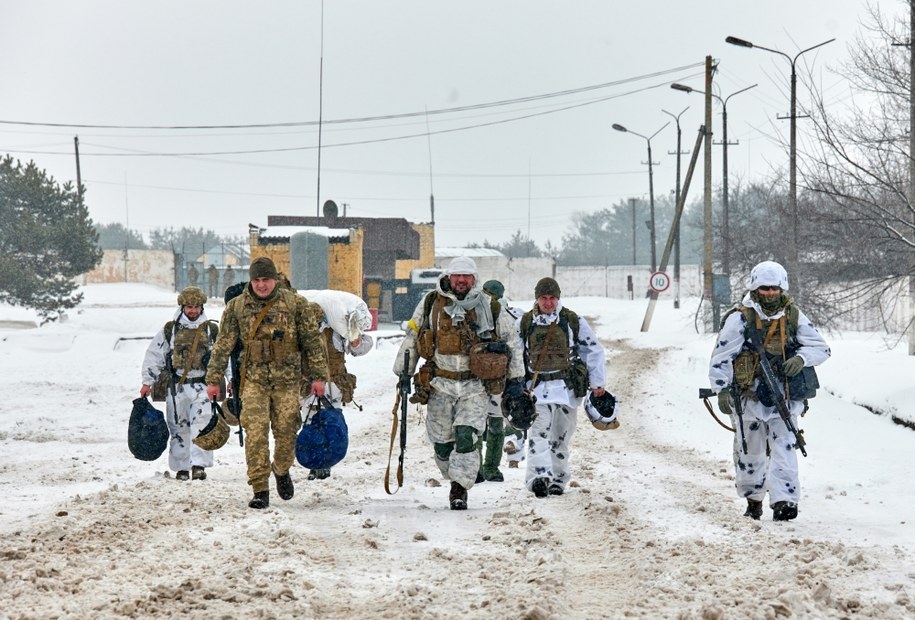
[81,249,175,290]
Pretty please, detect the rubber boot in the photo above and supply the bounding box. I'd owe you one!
[480,418,505,482]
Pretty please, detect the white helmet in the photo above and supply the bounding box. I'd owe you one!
[749,261,789,292]
[584,391,620,431]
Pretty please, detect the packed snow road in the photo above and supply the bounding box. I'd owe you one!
[1,302,913,619]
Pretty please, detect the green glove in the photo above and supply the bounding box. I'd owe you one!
[783,356,805,377]
[717,390,734,415]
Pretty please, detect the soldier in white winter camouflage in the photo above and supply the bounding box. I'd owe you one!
[139,286,220,481]
[393,256,525,510]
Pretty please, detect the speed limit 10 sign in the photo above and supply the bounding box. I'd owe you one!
[649,271,670,292]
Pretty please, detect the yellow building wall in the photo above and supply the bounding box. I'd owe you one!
[394,222,435,280]
[327,227,363,296]
[248,228,363,296]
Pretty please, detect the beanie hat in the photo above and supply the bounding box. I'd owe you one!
[445,255,477,276]
[249,257,278,280]
[483,279,505,299]
[534,277,561,299]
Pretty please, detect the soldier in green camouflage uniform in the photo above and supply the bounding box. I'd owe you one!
[206,257,328,509]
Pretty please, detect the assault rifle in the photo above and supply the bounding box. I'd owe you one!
[384,350,411,494]
[397,350,410,469]
[746,327,808,457]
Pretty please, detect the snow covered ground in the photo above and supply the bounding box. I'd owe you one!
[1,283,913,619]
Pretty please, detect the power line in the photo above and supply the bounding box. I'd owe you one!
[0,62,703,131]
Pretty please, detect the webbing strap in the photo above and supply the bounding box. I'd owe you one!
[238,299,277,394]
[383,391,404,495]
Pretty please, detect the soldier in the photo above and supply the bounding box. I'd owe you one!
[222,264,236,296]
[710,261,830,521]
[187,263,199,288]
[205,257,328,509]
[393,256,525,510]
[206,264,219,298]
[518,277,608,497]
[302,293,374,480]
[139,287,220,481]
[476,279,524,483]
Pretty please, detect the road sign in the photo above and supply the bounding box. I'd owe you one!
[649,271,670,293]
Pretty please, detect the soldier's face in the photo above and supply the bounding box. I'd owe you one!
[449,273,475,295]
[182,304,203,321]
[251,277,277,299]
[537,295,559,314]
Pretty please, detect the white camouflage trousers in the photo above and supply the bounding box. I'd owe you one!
[425,377,488,489]
[164,382,214,472]
[732,396,803,507]
[526,402,577,492]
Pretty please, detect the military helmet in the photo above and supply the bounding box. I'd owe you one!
[193,401,230,450]
[221,397,241,426]
[584,390,619,431]
[177,286,207,307]
[749,261,789,292]
[501,390,537,431]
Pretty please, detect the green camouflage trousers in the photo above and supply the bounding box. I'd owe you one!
[240,382,302,493]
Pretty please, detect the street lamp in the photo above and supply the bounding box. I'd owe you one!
[613,121,670,272]
[726,35,834,298]
[661,107,689,309]
[671,82,757,277]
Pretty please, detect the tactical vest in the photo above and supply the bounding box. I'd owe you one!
[519,307,581,369]
[727,303,800,389]
[242,292,301,368]
[165,320,218,373]
[417,291,502,358]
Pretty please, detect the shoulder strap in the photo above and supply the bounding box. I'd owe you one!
[163,320,176,345]
[559,307,579,343]
[421,291,437,328]
[238,299,278,393]
[520,311,534,342]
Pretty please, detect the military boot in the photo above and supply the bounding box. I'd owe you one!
[249,491,270,509]
[743,499,763,520]
[275,471,294,501]
[772,501,798,521]
[449,481,468,510]
[480,418,505,482]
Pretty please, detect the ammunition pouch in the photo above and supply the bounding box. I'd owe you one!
[410,363,434,405]
[334,372,358,405]
[416,327,435,359]
[564,359,589,398]
[469,341,510,382]
[733,351,758,390]
[151,370,170,402]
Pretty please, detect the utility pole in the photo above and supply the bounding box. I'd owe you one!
[703,55,715,330]
[663,107,689,309]
[630,197,637,265]
[73,136,83,206]
[909,2,915,354]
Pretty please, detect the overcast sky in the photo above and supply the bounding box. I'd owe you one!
[1,0,903,250]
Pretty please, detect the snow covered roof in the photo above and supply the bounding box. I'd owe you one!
[260,225,352,239]
[436,247,505,258]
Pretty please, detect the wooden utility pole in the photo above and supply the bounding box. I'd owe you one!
[909,0,915,354]
[703,55,715,331]
[73,136,83,206]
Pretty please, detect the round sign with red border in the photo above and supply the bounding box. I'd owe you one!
[649,271,670,292]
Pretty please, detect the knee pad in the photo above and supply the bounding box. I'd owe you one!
[434,442,453,461]
[454,425,477,453]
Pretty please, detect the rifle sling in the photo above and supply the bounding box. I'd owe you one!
[384,391,404,495]
[176,327,203,386]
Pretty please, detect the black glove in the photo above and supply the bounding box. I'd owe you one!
[502,377,525,400]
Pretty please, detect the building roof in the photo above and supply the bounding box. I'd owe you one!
[436,247,506,258]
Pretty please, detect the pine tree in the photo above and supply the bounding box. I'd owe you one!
[0,156,103,322]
